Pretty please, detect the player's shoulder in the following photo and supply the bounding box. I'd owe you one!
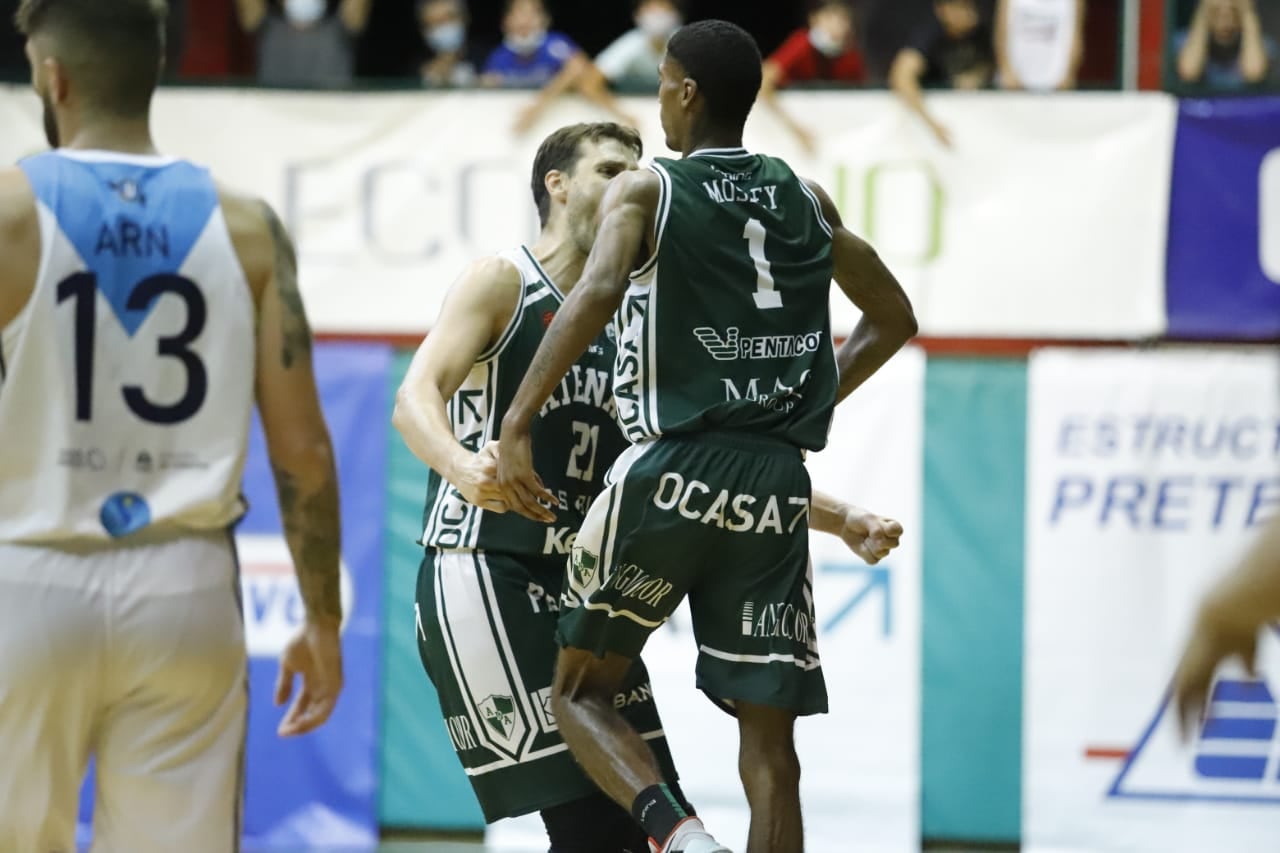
[214,181,287,293]
[0,166,38,242]
[441,252,525,325]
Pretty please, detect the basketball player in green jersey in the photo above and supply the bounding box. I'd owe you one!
[497,21,917,853]
[394,122,904,852]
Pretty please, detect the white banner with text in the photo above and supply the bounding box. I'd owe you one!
[1024,348,1280,852]
[0,87,1174,339]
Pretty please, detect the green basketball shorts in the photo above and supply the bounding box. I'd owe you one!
[414,547,678,822]
[559,432,829,717]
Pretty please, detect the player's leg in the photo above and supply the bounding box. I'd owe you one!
[416,546,668,851]
[554,444,722,852]
[551,647,664,804]
[89,533,247,853]
[0,544,104,853]
[683,437,827,853]
[735,703,802,853]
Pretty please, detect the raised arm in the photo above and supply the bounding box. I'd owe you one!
[890,47,951,146]
[760,60,817,153]
[1237,0,1270,84]
[498,169,658,519]
[805,178,917,403]
[224,190,343,737]
[1177,2,1211,83]
[391,257,521,511]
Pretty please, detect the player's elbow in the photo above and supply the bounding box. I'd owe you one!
[268,429,336,485]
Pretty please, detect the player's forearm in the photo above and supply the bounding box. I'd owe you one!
[834,315,914,403]
[271,447,343,627]
[575,65,623,113]
[503,279,623,433]
[392,384,473,484]
[1202,514,1280,630]
[809,490,853,535]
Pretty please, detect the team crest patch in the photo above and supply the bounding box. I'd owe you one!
[571,547,599,590]
[479,694,517,740]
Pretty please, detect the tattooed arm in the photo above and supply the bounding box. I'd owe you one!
[223,188,343,736]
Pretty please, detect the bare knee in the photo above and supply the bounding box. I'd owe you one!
[551,648,633,718]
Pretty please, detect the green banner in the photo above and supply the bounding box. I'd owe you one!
[922,359,1027,842]
[379,351,485,830]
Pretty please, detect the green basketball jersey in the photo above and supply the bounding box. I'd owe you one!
[421,246,627,557]
[612,149,838,451]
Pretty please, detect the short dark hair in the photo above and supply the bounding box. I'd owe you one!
[530,123,643,227]
[666,20,762,131]
[15,0,166,118]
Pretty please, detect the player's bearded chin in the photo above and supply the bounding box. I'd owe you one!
[40,87,59,149]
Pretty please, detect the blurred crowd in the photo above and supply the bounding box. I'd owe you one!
[1,0,1277,141]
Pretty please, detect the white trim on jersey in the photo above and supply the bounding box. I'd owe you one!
[56,150,179,167]
[689,147,751,159]
[797,180,834,240]
[629,162,673,282]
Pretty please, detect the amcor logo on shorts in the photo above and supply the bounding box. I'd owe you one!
[237,534,355,657]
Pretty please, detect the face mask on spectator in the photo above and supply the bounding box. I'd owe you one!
[427,22,466,53]
[284,0,327,26]
[809,25,845,58]
[638,9,680,40]
[505,29,548,55]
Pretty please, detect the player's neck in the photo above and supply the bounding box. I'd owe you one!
[61,118,158,156]
[683,130,744,158]
[529,232,587,295]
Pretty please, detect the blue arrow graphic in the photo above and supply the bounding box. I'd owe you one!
[820,563,892,638]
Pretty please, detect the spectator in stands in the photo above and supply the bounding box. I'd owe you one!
[890,0,994,147]
[760,0,867,153]
[236,0,372,88]
[418,0,483,87]
[595,0,684,92]
[1175,0,1273,89]
[484,0,636,134]
[995,0,1085,91]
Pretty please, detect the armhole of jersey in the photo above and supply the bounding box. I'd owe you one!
[475,257,526,364]
[629,162,673,282]
[797,178,834,240]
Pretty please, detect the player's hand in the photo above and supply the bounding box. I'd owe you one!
[839,508,903,565]
[275,619,344,737]
[1173,601,1259,740]
[496,425,557,523]
[453,441,508,513]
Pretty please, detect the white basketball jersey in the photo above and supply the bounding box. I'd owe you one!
[0,151,255,543]
[1006,0,1078,91]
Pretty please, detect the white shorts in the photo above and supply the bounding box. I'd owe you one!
[0,531,247,853]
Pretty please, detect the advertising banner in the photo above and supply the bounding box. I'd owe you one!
[1023,348,1280,852]
[0,87,1173,339]
[488,347,925,852]
[1166,98,1280,340]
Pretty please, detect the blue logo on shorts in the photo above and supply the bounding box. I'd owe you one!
[99,492,151,538]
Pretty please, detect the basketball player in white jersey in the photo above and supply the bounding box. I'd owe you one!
[0,1,344,850]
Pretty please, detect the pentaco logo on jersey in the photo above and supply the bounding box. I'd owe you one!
[693,326,824,362]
